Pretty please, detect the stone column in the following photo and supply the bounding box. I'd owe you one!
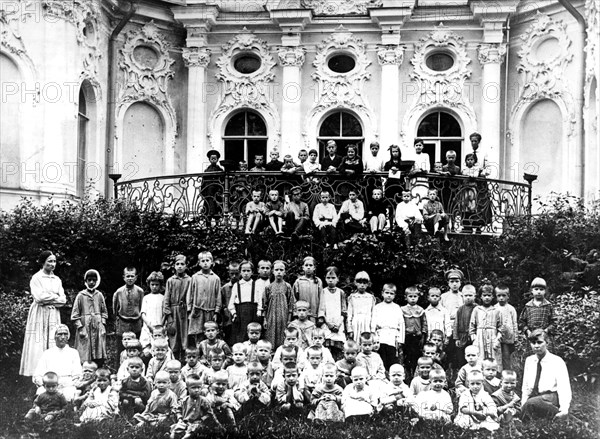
[182,46,211,173]
[478,43,506,179]
[278,47,305,157]
[377,45,404,148]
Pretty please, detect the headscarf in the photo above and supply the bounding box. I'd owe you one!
[83,269,101,290]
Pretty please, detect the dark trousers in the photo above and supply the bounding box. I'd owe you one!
[317,224,337,244]
[404,334,423,377]
[501,342,515,371]
[522,392,560,421]
[285,212,309,235]
[379,343,399,372]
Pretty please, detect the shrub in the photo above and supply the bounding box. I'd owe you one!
[553,289,600,385]
[0,288,29,370]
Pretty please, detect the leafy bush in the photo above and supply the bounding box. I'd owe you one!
[553,289,600,385]
[0,288,29,369]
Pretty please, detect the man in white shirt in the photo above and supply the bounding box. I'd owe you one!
[521,329,571,421]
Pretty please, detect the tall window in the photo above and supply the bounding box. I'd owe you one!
[416,111,462,169]
[77,87,88,196]
[223,110,267,164]
[317,111,364,158]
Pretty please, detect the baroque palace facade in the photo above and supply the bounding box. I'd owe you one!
[0,0,598,210]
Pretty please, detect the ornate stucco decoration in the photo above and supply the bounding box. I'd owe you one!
[377,45,404,66]
[509,13,575,139]
[301,0,382,15]
[304,25,376,146]
[477,43,507,65]
[117,21,177,144]
[402,23,476,142]
[182,47,211,68]
[0,1,38,83]
[208,29,280,149]
[584,0,598,105]
[278,46,306,67]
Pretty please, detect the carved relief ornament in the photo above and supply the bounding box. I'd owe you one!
[278,46,306,67]
[117,21,177,140]
[584,0,598,89]
[377,45,404,66]
[510,13,575,138]
[477,43,507,65]
[208,29,280,148]
[183,47,211,68]
[301,0,382,15]
[0,2,37,77]
[403,23,476,137]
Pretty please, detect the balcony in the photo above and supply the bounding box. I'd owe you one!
[114,171,532,235]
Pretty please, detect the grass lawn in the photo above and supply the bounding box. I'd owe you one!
[1,370,598,439]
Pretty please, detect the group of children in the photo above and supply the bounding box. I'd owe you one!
[27,251,556,436]
[231,137,491,242]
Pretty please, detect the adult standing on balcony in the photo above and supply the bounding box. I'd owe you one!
[20,250,67,377]
[466,133,492,231]
[202,150,224,222]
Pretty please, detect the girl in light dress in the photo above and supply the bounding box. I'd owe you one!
[140,272,166,356]
[79,368,119,423]
[318,266,347,360]
[346,271,376,343]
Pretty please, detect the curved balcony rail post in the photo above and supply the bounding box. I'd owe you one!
[115,171,532,235]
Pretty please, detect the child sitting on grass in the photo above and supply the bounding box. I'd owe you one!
[117,339,145,381]
[356,332,386,384]
[310,363,344,422]
[180,347,207,382]
[482,358,501,394]
[25,372,68,429]
[235,362,272,418]
[410,357,434,396]
[170,374,219,439]
[208,370,239,427]
[275,362,306,412]
[412,368,453,422]
[454,370,499,431]
[300,346,324,396]
[79,368,119,423]
[455,345,482,394]
[227,343,249,390]
[166,360,187,401]
[380,364,411,412]
[133,370,179,427]
[341,366,378,422]
[201,348,227,394]
[199,321,232,367]
[335,340,365,388]
[491,370,521,428]
[146,337,170,384]
[73,361,98,408]
[119,357,152,416]
[273,326,306,371]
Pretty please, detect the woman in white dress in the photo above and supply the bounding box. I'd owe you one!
[20,250,67,377]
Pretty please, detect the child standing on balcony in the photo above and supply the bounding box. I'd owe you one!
[188,252,222,347]
[364,141,385,173]
[321,140,343,173]
[265,150,284,171]
[338,145,363,179]
[250,154,266,172]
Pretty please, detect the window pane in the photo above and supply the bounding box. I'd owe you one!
[423,142,436,170]
[417,113,438,137]
[234,54,261,74]
[426,52,454,72]
[341,112,362,136]
[328,55,356,73]
[246,111,266,136]
[439,112,461,137]
[247,139,267,162]
[224,139,245,164]
[319,113,341,136]
[224,112,245,136]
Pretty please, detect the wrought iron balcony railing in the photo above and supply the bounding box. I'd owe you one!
[114,171,532,235]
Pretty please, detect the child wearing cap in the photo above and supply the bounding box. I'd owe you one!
[442,268,465,371]
[519,277,554,346]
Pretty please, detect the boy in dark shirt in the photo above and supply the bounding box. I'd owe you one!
[25,372,68,428]
[119,357,152,416]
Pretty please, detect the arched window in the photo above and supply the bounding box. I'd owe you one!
[317,111,364,157]
[416,111,462,169]
[223,110,267,165]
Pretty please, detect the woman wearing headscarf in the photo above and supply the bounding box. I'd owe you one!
[20,250,67,377]
[33,324,82,401]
